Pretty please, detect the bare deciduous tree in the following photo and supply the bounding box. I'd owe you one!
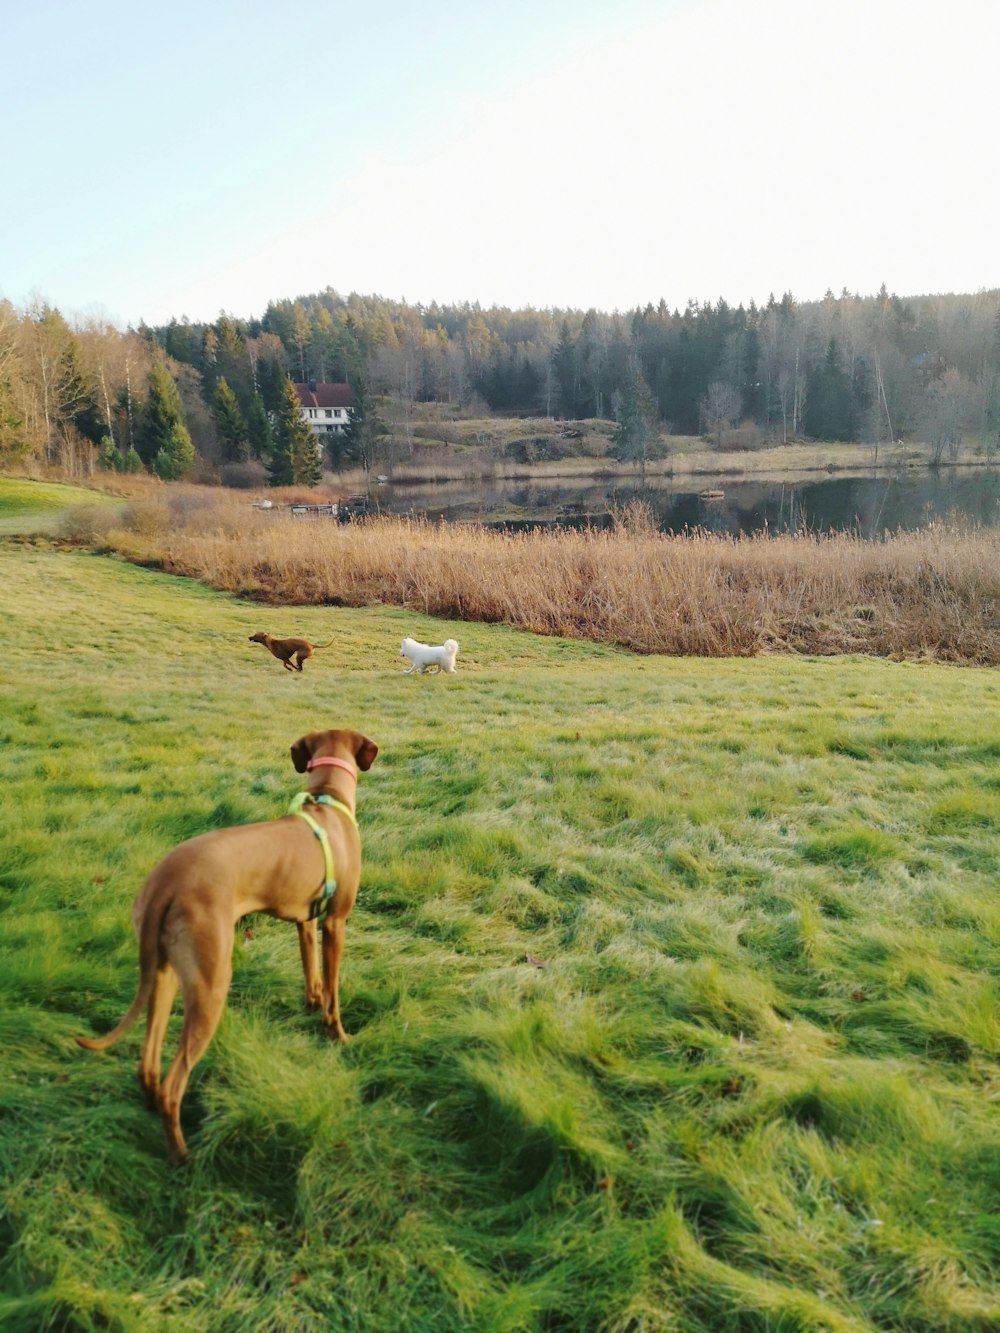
[702,381,742,448]
[921,367,974,464]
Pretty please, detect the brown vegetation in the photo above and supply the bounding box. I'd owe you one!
[82,489,1000,664]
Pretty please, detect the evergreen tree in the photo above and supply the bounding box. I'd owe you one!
[269,376,317,486]
[213,316,253,406]
[211,376,249,463]
[162,317,200,366]
[611,368,659,479]
[97,435,144,474]
[805,339,853,441]
[154,422,195,480]
[136,364,189,467]
[0,364,26,463]
[246,394,272,460]
[292,425,323,486]
[255,349,288,415]
[335,377,377,473]
[267,433,293,487]
[552,321,580,418]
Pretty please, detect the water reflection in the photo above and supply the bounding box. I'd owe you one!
[378,468,1000,538]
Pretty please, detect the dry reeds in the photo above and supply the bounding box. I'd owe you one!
[101,493,1000,663]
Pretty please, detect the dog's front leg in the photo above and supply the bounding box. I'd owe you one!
[321,915,350,1042]
[296,919,322,1010]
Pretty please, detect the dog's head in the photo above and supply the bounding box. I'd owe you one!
[400,637,415,657]
[290,729,379,774]
[248,632,268,645]
[444,639,459,655]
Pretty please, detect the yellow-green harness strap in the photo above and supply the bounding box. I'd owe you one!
[287,792,358,920]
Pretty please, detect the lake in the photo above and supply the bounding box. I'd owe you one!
[376,466,1000,537]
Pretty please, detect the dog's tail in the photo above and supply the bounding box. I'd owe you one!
[314,639,335,650]
[75,896,163,1052]
[75,998,147,1052]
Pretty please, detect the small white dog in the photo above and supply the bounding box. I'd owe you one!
[400,636,459,674]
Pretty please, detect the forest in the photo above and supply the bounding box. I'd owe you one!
[2,284,1000,484]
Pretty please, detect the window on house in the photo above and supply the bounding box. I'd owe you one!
[325,409,332,417]
[334,409,342,417]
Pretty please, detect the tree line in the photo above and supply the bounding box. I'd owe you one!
[3,285,1000,483]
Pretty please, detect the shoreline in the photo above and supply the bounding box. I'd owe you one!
[333,442,996,491]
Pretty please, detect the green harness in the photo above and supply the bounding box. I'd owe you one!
[287,791,358,920]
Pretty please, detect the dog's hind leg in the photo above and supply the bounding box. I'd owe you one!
[296,919,322,1010]
[321,914,351,1043]
[158,925,232,1164]
[138,964,179,1111]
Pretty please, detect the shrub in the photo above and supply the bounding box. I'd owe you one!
[219,460,268,490]
[58,504,119,544]
[120,496,172,538]
[715,421,766,452]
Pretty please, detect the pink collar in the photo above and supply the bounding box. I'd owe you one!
[306,756,358,781]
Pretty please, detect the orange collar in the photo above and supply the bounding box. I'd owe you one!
[306,756,357,781]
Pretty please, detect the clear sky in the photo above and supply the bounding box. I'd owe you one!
[3,0,997,328]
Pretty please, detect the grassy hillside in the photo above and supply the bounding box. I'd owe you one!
[0,478,120,535]
[1,547,998,1331]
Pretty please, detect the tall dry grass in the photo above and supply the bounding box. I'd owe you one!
[98,492,1000,662]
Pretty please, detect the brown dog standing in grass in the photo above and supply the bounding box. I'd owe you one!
[249,631,333,671]
[76,728,377,1164]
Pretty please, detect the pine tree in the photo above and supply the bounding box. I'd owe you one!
[805,339,853,441]
[292,426,323,486]
[246,394,272,461]
[136,364,189,467]
[336,377,377,473]
[211,376,248,463]
[267,433,293,487]
[154,422,195,480]
[269,377,318,486]
[611,368,659,479]
[552,321,580,418]
[213,316,253,406]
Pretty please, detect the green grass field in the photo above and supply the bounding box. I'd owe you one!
[1,545,999,1331]
[0,478,120,536]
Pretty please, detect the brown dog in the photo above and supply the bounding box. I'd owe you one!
[76,728,377,1163]
[249,631,333,671]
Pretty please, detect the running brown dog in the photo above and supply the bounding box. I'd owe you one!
[76,728,377,1163]
[248,631,334,671]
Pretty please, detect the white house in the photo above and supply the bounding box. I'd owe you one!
[294,381,354,437]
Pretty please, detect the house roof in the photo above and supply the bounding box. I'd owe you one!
[294,381,354,409]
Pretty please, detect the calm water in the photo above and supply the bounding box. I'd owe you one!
[378,467,1000,537]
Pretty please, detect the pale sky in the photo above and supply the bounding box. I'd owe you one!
[3,0,997,328]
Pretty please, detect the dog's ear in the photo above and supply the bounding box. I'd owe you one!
[290,734,316,772]
[354,734,379,771]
